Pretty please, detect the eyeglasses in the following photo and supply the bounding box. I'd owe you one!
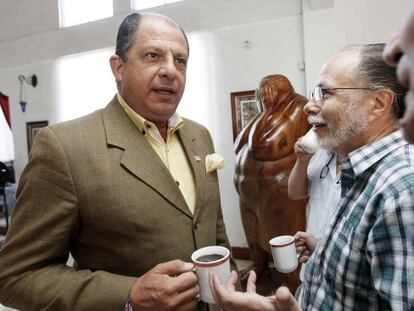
[310,86,378,101]
[320,153,335,179]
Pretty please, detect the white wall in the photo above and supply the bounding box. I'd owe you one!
[302,0,410,93]
[0,0,411,247]
[0,49,117,178]
[0,62,59,177]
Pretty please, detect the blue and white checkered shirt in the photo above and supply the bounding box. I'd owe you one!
[301,130,414,310]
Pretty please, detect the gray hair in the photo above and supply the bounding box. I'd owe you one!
[115,12,189,62]
[357,43,408,119]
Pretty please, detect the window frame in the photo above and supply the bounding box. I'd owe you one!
[58,0,114,28]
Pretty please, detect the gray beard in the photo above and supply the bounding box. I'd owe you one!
[318,104,368,151]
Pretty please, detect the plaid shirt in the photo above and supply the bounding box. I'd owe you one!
[301,131,414,310]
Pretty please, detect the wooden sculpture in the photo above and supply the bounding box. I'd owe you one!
[234,74,309,293]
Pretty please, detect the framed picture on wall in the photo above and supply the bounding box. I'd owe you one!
[26,120,48,154]
[230,90,260,141]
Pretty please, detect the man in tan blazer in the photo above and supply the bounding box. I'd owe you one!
[0,13,232,311]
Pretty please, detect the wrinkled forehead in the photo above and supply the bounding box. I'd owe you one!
[318,50,362,87]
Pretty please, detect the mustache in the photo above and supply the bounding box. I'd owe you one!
[308,115,326,124]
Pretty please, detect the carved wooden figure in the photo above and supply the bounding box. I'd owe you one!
[234,74,309,293]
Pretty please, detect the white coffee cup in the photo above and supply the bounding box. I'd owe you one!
[191,245,231,304]
[269,235,298,273]
[298,129,319,154]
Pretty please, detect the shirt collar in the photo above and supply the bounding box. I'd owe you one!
[344,130,407,176]
[117,93,184,135]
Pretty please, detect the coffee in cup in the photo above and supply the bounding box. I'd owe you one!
[196,254,225,262]
[191,246,230,304]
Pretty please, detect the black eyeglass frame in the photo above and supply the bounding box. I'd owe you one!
[320,152,336,179]
[310,86,379,101]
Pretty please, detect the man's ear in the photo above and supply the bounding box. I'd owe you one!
[109,55,123,82]
[370,89,395,118]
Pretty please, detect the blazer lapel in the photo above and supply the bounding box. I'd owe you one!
[178,125,207,222]
[102,97,192,217]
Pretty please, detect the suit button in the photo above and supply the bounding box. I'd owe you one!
[193,222,199,229]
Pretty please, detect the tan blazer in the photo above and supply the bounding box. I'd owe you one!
[0,97,231,310]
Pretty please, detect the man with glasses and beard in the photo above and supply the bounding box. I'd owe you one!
[298,43,414,310]
[209,43,414,311]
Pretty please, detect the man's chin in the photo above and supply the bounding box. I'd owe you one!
[317,136,336,151]
[399,113,414,144]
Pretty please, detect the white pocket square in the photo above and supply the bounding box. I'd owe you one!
[205,153,225,173]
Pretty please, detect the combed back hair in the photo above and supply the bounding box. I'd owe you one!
[349,43,408,119]
[115,13,141,61]
[115,12,189,62]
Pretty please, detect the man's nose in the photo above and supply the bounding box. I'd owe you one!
[159,56,177,79]
[303,99,321,116]
[396,55,410,88]
[383,36,403,67]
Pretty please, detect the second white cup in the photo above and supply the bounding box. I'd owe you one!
[191,245,231,304]
[298,129,319,154]
[269,235,298,273]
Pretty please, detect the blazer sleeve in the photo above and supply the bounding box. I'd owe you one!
[0,127,136,311]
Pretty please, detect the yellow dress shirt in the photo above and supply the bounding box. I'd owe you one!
[117,94,196,214]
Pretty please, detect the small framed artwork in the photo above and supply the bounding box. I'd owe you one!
[26,120,48,153]
[230,90,260,141]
